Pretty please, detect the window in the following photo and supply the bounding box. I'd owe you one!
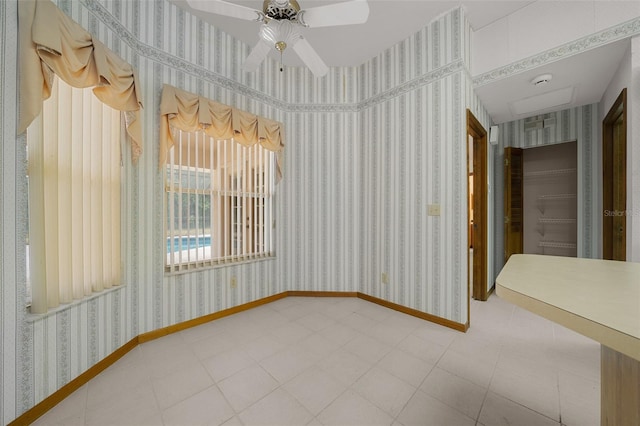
[165,130,275,271]
[27,78,123,313]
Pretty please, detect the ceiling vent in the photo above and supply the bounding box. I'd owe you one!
[511,87,575,118]
[524,118,543,132]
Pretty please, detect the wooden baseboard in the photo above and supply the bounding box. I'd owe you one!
[357,293,468,332]
[11,290,466,424]
[138,292,288,343]
[287,291,358,298]
[9,337,138,426]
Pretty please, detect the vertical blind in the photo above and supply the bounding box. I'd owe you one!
[165,130,275,271]
[27,78,122,313]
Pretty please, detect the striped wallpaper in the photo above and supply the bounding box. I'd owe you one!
[1,0,22,422]
[0,0,616,422]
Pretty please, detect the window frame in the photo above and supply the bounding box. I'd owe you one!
[164,129,276,273]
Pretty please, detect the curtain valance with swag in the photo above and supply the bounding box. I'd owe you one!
[159,84,284,181]
[18,0,143,162]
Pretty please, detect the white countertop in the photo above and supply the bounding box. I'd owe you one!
[496,254,640,361]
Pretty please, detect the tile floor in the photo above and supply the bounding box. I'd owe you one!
[33,294,600,426]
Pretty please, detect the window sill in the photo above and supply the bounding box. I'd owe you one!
[25,285,125,323]
[164,255,276,276]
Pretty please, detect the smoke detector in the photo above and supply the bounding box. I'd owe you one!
[531,74,553,86]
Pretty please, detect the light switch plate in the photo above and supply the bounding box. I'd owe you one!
[428,204,441,216]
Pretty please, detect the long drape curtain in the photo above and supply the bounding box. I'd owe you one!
[159,84,285,180]
[18,0,141,313]
[18,0,143,162]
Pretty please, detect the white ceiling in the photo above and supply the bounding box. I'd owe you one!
[171,0,631,123]
[476,38,630,123]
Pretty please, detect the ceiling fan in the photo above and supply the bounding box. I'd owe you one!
[187,0,370,77]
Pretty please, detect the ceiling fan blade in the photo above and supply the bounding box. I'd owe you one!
[292,37,329,77]
[299,0,369,28]
[186,0,263,21]
[243,39,272,72]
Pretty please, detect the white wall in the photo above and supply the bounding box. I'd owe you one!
[472,1,640,76]
[630,36,640,262]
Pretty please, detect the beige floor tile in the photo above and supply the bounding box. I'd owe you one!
[317,390,394,426]
[396,389,476,426]
[31,385,87,426]
[490,365,560,422]
[269,321,314,345]
[352,366,417,417]
[397,333,447,365]
[420,367,487,420]
[241,335,286,362]
[478,392,560,426]
[436,349,494,388]
[318,322,363,346]
[202,347,256,382]
[151,362,214,410]
[85,360,152,411]
[85,382,160,426]
[343,334,393,364]
[410,322,458,347]
[297,312,337,331]
[259,344,318,383]
[318,348,374,386]
[376,348,435,388]
[297,332,341,358]
[282,366,347,415]
[365,322,414,346]
[238,388,313,425]
[558,370,600,426]
[218,365,279,412]
[189,330,239,361]
[338,312,376,333]
[162,385,235,426]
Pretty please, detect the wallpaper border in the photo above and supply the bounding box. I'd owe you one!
[473,16,640,87]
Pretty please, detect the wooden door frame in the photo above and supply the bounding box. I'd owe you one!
[603,88,627,260]
[504,147,524,263]
[466,110,488,305]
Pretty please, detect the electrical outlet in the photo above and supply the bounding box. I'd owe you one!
[381,272,389,284]
[230,276,237,288]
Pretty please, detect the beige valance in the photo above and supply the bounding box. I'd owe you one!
[160,84,285,180]
[18,0,143,162]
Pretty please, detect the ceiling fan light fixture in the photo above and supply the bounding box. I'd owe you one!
[260,20,301,48]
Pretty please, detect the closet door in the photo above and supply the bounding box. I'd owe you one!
[504,147,523,262]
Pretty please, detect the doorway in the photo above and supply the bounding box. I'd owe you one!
[466,110,488,303]
[603,88,627,261]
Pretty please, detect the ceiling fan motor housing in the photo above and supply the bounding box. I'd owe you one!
[263,0,301,21]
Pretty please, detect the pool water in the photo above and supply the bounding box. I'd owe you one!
[167,235,212,252]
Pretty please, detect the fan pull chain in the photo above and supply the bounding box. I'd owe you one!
[275,41,286,73]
